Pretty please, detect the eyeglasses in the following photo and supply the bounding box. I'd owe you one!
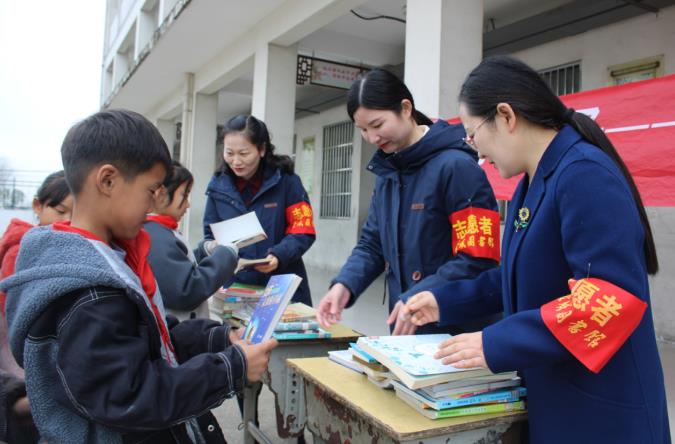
[462,115,493,150]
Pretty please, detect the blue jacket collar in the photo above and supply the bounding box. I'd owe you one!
[207,167,282,208]
[367,120,473,177]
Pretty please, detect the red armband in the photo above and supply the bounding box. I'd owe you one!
[449,207,500,262]
[541,278,647,373]
[285,202,316,235]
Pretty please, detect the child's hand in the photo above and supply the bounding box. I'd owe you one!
[228,327,244,344]
[253,254,278,273]
[238,338,278,382]
[388,300,418,335]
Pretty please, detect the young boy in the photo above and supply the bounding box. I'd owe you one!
[0,109,277,443]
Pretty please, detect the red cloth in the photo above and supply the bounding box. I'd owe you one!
[146,214,178,230]
[541,278,647,373]
[0,219,34,312]
[234,173,263,206]
[449,73,675,206]
[52,221,176,358]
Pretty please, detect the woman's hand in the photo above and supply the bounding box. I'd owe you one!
[400,291,440,326]
[388,300,418,335]
[435,332,487,369]
[254,254,279,273]
[316,283,351,329]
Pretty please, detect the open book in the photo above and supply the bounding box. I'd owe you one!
[243,274,302,344]
[210,211,267,248]
[356,334,493,390]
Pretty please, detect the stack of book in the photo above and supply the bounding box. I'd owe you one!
[237,301,332,341]
[328,334,526,419]
[215,283,265,327]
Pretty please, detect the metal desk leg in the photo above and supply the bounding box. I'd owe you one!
[242,382,262,444]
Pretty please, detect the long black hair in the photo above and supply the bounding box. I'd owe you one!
[36,170,70,207]
[218,114,294,175]
[347,68,433,126]
[459,55,658,274]
[163,160,193,205]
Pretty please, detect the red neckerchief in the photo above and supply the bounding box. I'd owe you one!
[53,221,176,359]
[146,214,178,230]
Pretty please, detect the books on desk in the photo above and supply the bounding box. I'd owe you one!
[356,335,494,390]
[243,274,302,344]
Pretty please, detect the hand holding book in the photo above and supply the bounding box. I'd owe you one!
[253,254,278,273]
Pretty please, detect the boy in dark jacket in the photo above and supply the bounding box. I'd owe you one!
[0,109,277,444]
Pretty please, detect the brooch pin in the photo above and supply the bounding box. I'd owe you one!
[514,207,530,232]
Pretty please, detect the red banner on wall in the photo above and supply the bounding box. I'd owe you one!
[451,74,675,206]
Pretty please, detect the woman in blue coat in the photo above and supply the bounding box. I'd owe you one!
[203,115,315,306]
[404,56,670,443]
[317,68,501,335]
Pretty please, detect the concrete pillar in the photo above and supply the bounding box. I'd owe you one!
[251,43,298,155]
[181,74,218,245]
[156,119,177,158]
[404,0,483,119]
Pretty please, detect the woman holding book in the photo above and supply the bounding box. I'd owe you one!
[203,114,315,307]
[403,56,670,443]
[317,68,500,335]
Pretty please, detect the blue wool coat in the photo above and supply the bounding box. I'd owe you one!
[333,120,500,333]
[433,125,670,443]
[203,167,315,306]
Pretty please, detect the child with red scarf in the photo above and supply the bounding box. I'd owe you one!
[0,170,71,443]
[145,160,238,321]
[1,110,277,444]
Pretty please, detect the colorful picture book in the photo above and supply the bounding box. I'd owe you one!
[421,376,521,399]
[356,335,493,390]
[396,387,526,419]
[328,349,364,374]
[273,328,331,341]
[274,321,320,331]
[392,381,527,410]
[281,303,316,322]
[210,211,267,248]
[242,274,302,344]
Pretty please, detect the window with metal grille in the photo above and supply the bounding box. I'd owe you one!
[539,62,581,96]
[320,121,354,219]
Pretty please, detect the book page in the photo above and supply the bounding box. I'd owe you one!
[210,212,267,248]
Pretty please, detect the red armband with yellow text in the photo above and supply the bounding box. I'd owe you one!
[285,202,316,235]
[541,278,647,373]
[449,207,500,262]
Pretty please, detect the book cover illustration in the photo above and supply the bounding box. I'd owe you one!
[243,274,302,344]
[358,334,468,376]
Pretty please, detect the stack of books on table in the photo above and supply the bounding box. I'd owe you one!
[329,334,526,419]
[215,283,265,327]
[238,301,332,341]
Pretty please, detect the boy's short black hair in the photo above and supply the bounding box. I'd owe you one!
[61,109,172,194]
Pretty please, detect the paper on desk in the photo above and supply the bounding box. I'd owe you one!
[210,212,267,248]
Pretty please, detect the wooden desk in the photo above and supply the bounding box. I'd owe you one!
[243,324,361,444]
[287,357,527,444]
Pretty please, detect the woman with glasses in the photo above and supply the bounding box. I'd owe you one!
[403,56,669,443]
[317,68,500,335]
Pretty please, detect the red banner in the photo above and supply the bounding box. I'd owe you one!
[285,202,316,235]
[450,74,675,206]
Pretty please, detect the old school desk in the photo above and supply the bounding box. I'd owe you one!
[287,357,528,444]
[242,324,361,444]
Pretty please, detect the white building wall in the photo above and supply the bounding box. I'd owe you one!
[294,105,376,271]
[511,5,675,89]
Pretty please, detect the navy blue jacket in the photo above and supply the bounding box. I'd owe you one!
[334,120,500,333]
[432,126,670,443]
[203,167,315,306]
